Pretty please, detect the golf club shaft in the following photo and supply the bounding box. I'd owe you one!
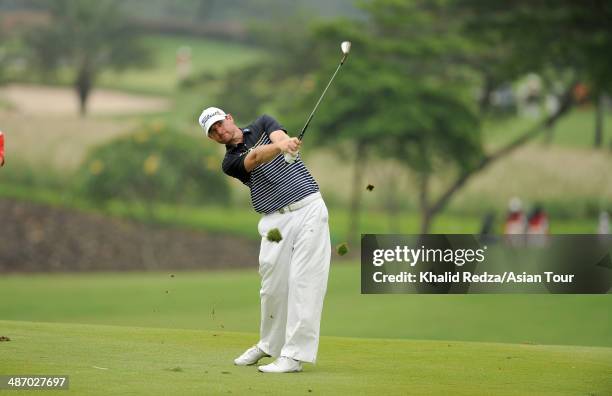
[297,53,348,141]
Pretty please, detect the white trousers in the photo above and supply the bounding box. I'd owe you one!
[256,193,331,363]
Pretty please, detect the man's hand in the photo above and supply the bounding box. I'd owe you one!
[276,137,301,155]
[269,130,300,164]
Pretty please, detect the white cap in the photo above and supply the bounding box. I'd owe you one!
[198,107,227,136]
[508,197,522,212]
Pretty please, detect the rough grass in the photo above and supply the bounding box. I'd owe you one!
[0,320,610,395]
[484,106,612,150]
[445,144,612,216]
[0,185,600,244]
[0,265,610,348]
[0,112,137,171]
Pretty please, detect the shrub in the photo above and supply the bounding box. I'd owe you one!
[79,122,228,205]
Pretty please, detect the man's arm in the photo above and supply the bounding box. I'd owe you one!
[267,129,290,145]
[243,130,300,172]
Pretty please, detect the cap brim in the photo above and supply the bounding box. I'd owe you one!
[204,114,226,136]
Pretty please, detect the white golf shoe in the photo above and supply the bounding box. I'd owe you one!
[258,356,302,373]
[233,345,270,366]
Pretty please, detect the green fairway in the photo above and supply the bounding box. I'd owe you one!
[0,320,610,395]
[96,35,264,95]
[0,265,610,348]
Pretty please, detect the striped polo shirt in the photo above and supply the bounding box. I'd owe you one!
[222,115,319,214]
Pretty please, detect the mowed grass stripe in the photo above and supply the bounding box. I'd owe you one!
[0,320,610,396]
[0,265,610,348]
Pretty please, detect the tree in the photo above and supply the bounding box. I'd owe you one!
[205,12,321,124]
[311,52,482,236]
[313,0,611,234]
[210,0,610,236]
[304,1,485,236]
[25,0,151,115]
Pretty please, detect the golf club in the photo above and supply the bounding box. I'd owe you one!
[284,41,351,164]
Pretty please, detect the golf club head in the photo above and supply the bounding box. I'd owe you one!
[341,41,351,55]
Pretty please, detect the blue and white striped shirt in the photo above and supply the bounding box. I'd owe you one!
[222,115,319,214]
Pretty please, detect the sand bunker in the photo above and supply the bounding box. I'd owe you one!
[0,84,170,115]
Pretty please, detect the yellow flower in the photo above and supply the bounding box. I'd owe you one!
[89,160,104,175]
[143,154,160,175]
[151,120,165,133]
[134,131,149,143]
[302,75,316,93]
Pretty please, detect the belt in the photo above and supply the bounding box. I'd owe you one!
[276,192,321,214]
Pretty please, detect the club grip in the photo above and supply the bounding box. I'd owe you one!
[283,152,297,164]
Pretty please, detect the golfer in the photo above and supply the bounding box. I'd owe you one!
[198,107,331,373]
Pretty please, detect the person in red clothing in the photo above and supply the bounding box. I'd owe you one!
[527,204,549,235]
[526,204,550,247]
[0,131,5,167]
